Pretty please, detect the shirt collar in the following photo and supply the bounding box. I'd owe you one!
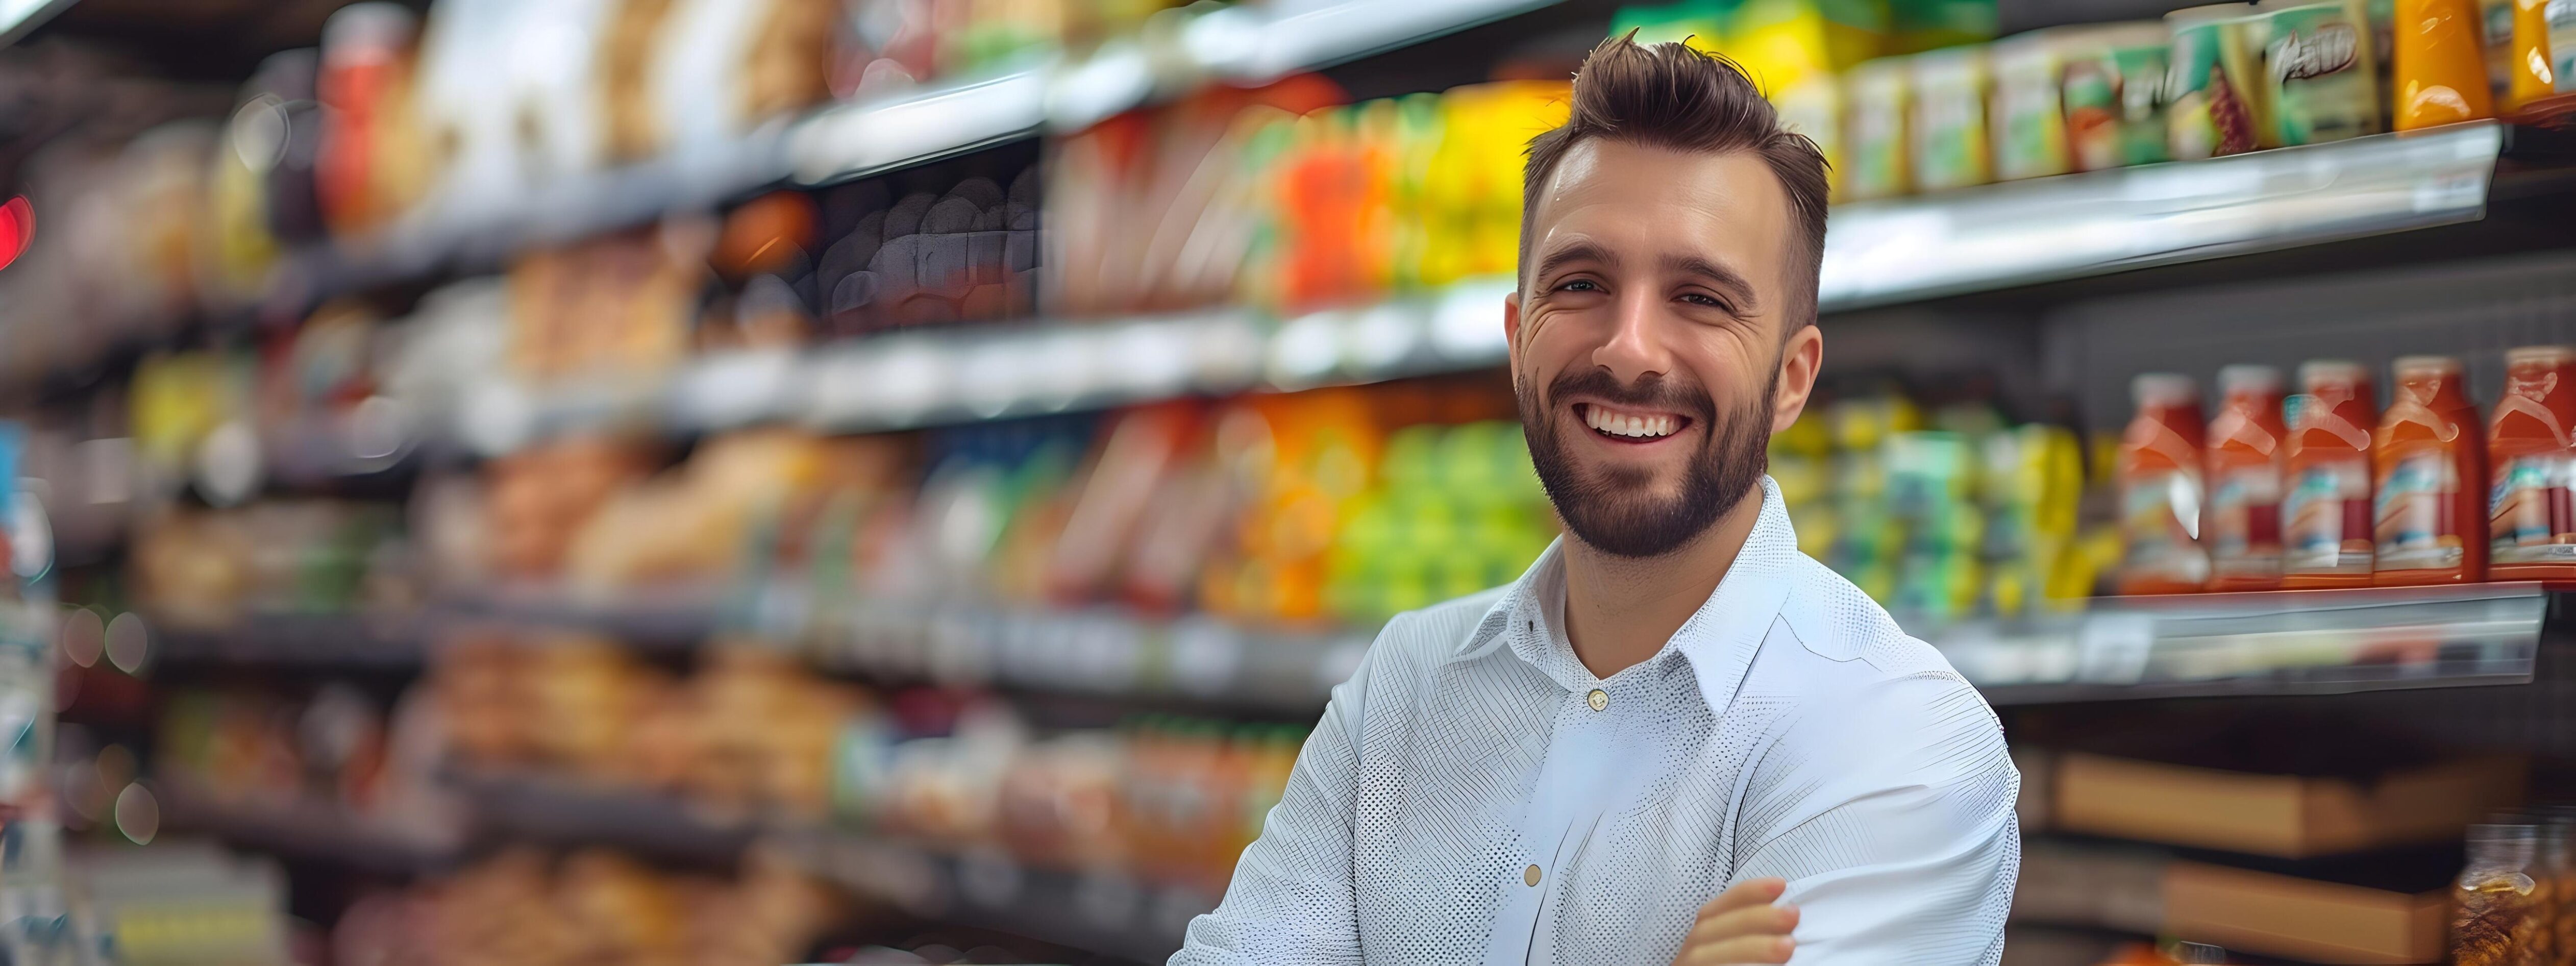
[1455,475,1800,713]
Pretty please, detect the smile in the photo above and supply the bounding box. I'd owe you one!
[1577,403,1688,441]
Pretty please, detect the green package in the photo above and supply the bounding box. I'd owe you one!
[2166,6,2265,159]
[1909,45,1990,191]
[2260,0,2378,144]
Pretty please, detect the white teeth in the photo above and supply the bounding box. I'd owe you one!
[1583,407,1677,438]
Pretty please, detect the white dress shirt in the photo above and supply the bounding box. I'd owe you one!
[1172,476,2020,965]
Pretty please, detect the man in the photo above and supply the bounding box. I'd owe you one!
[1172,34,2019,966]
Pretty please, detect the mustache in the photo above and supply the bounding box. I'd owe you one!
[1545,368,1717,422]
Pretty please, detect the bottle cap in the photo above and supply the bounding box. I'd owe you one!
[2393,355,2464,377]
[2297,359,2368,388]
[2130,373,2197,407]
[2217,364,2283,395]
[2507,345,2576,368]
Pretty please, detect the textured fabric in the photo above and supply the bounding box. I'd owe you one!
[1173,476,2019,966]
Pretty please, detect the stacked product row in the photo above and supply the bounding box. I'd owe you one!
[1621,0,2572,204]
[2117,348,2576,594]
[1772,383,2112,626]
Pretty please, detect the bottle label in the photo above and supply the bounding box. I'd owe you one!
[2284,459,2373,574]
[2374,451,2463,571]
[2207,463,2283,578]
[2491,453,2576,563]
[2120,469,2209,584]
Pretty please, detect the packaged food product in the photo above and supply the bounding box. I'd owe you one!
[2282,359,2379,587]
[2482,0,2518,97]
[2205,364,2288,590]
[2257,0,2382,143]
[2554,0,2576,95]
[2167,4,2269,158]
[1990,30,2071,180]
[2372,355,2485,584]
[2489,345,2576,578]
[2117,374,2209,595]
[1909,44,1991,191]
[2064,23,2174,170]
[2394,0,2498,128]
[1727,0,1886,94]
[2503,0,2557,109]
[1843,57,1913,199]
[1774,75,1848,199]
[2454,822,2545,966]
[314,3,424,237]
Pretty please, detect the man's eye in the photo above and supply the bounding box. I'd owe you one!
[1557,279,1601,292]
[1680,292,1729,310]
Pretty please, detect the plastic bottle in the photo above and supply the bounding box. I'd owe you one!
[2372,355,2487,585]
[2205,364,2288,590]
[2394,0,2497,129]
[2282,360,2380,588]
[2116,373,2209,595]
[2489,346,2576,579]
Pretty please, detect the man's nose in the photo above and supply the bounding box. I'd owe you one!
[1591,289,1672,384]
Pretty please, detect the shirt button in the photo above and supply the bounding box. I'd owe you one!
[1524,864,1543,887]
[1587,688,1609,712]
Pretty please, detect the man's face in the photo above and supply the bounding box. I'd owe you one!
[1505,139,1822,558]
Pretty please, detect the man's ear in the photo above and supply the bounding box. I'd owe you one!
[1502,290,1523,370]
[1771,323,1823,434]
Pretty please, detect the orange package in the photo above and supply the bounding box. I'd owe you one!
[2489,345,2576,579]
[2372,355,2486,585]
[2282,360,2380,588]
[2117,374,2210,595]
[2205,364,2288,591]
[2393,0,2497,129]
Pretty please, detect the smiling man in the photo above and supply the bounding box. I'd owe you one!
[1171,34,2019,966]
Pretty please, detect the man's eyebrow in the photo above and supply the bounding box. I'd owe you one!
[1663,253,1761,311]
[1532,241,1618,282]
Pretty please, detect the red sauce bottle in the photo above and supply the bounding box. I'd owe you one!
[2117,373,2209,595]
[2489,345,2576,580]
[2205,364,2287,591]
[2372,355,2486,586]
[2281,360,2380,589]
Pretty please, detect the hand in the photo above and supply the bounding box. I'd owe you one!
[1670,877,1798,965]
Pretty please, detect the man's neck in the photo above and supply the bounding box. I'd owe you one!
[1559,487,1765,680]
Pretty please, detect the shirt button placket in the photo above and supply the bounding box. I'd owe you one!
[1524,864,1542,887]
[1586,687,1608,712]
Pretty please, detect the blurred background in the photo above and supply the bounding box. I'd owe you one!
[0,0,2570,963]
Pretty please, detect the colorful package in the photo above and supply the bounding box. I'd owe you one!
[2257,0,2381,144]
[1992,30,2070,180]
[2167,4,2268,158]
[1909,44,1991,191]
[1843,56,1913,199]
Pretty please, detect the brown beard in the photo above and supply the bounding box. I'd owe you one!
[1518,364,1776,558]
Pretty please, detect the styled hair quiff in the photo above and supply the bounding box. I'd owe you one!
[1519,32,1832,328]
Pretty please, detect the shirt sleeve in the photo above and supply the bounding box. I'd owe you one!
[1729,672,2021,966]
[1168,617,1395,965]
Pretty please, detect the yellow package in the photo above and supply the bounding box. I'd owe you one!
[1728,0,1889,94]
[1772,73,1847,198]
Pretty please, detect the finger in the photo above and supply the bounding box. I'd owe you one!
[1694,877,1789,918]
[1677,935,1795,965]
[1684,902,1799,944]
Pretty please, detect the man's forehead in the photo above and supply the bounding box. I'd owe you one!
[1529,139,1791,260]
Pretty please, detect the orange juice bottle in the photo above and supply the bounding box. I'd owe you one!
[2373,355,2488,585]
[2205,364,2288,591]
[2393,0,2497,129]
[2489,345,2576,579]
[2117,374,2210,595]
[2282,360,2380,588]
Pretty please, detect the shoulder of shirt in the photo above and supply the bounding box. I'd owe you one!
[1370,584,1513,666]
[1746,552,1983,700]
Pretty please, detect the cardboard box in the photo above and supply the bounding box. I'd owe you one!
[2055,751,2522,857]
[2163,860,2448,964]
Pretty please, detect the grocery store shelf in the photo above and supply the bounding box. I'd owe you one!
[151,611,427,670]
[774,827,1209,963]
[1819,122,2507,311]
[1938,582,2546,705]
[815,599,1371,713]
[159,781,466,876]
[273,0,1559,316]
[453,770,763,866]
[439,276,1514,453]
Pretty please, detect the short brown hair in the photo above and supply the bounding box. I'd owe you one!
[1520,33,1830,329]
